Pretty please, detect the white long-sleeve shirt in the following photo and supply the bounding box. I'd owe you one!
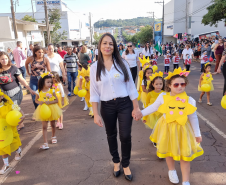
[90,60,138,102]
[57,83,65,97]
[142,47,153,57]
[141,92,201,137]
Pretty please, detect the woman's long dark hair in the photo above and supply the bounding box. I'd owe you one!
[97,33,129,82]
[145,42,151,52]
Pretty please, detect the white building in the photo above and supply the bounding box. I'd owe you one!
[94,28,115,35]
[0,0,93,46]
[0,16,52,51]
[164,0,226,43]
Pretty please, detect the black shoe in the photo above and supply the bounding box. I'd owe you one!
[124,174,133,181]
[113,170,121,177]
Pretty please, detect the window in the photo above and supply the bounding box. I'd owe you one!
[27,31,31,36]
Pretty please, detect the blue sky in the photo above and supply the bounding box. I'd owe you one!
[0,0,171,23]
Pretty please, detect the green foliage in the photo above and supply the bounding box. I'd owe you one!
[94,17,154,28]
[113,28,118,40]
[21,15,37,22]
[123,25,153,45]
[44,8,68,45]
[93,32,103,45]
[202,0,226,26]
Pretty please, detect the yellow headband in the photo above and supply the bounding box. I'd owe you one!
[165,67,190,80]
[204,62,210,67]
[139,56,150,67]
[144,65,152,71]
[40,72,54,78]
[149,71,163,81]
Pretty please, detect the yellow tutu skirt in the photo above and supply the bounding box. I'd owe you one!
[0,127,22,156]
[141,91,148,106]
[144,112,162,129]
[56,93,69,108]
[198,82,214,92]
[150,116,204,161]
[33,104,62,121]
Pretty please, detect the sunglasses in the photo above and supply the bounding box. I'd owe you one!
[173,83,187,88]
[146,43,150,45]
[127,45,132,47]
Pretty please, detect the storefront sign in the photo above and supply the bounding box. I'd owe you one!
[167,25,173,29]
[70,29,79,32]
[37,1,60,5]
[155,23,161,31]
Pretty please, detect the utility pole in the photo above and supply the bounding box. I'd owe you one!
[89,12,92,45]
[31,0,35,18]
[155,0,164,44]
[185,0,188,34]
[147,12,155,43]
[10,0,18,39]
[44,0,51,44]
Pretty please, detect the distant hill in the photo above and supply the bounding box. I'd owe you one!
[94,17,158,28]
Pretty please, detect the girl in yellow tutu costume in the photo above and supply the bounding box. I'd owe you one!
[0,90,24,174]
[143,72,165,144]
[141,65,153,108]
[79,64,94,117]
[51,71,69,130]
[33,72,62,149]
[76,64,84,101]
[198,62,215,106]
[137,56,150,99]
[140,67,204,185]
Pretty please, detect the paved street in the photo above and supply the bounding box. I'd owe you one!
[0,59,226,185]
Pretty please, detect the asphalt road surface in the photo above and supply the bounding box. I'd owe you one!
[0,58,226,185]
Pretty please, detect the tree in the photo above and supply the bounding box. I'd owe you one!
[122,25,153,45]
[22,15,36,22]
[43,8,67,45]
[93,32,103,45]
[202,0,226,26]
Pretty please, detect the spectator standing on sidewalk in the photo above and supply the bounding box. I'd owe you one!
[64,46,79,96]
[27,44,34,57]
[214,38,224,72]
[0,51,35,130]
[216,49,226,95]
[201,41,211,61]
[7,47,14,65]
[58,46,67,59]
[79,45,91,66]
[25,46,51,109]
[142,42,153,59]
[13,41,27,80]
[45,44,67,85]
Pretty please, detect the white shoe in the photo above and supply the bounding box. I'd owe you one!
[14,147,22,161]
[81,97,84,102]
[0,165,10,175]
[83,101,88,111]
[168,170,179,184]
[182,182,190,185]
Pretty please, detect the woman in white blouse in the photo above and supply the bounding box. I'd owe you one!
[142,42,153,58]
[122,42,140,83]
[90,33,142,181]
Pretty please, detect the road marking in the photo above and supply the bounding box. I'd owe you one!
[0,96,77,184]
[197,112,226,139]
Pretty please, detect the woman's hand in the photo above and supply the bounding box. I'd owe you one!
[29,89,36,96]
[196,136,202,143]
[132,108,143,121]
[94,114,104,127]
[142,120,146,123]
[217,67,221,74]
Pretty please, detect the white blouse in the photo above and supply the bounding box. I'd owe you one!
[57,83,65,97]
[121,51,139,68]
[90,60,138,102]
[141,92,201,137]
[142,47,153,57]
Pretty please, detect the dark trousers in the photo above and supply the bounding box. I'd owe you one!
[215,54,222,72]
[223,63,226,95]
[165,66,169,73]
[185,65,190,71]
[29,76,39,109]
[173,64,179,69]
[19,66,26,79]
[201,64,205,72]
[100,96,133,168]
[130,66,137,83]
[67,71,78,93]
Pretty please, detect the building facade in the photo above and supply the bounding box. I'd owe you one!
[0,0,93,46]
[164,0,226,43]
